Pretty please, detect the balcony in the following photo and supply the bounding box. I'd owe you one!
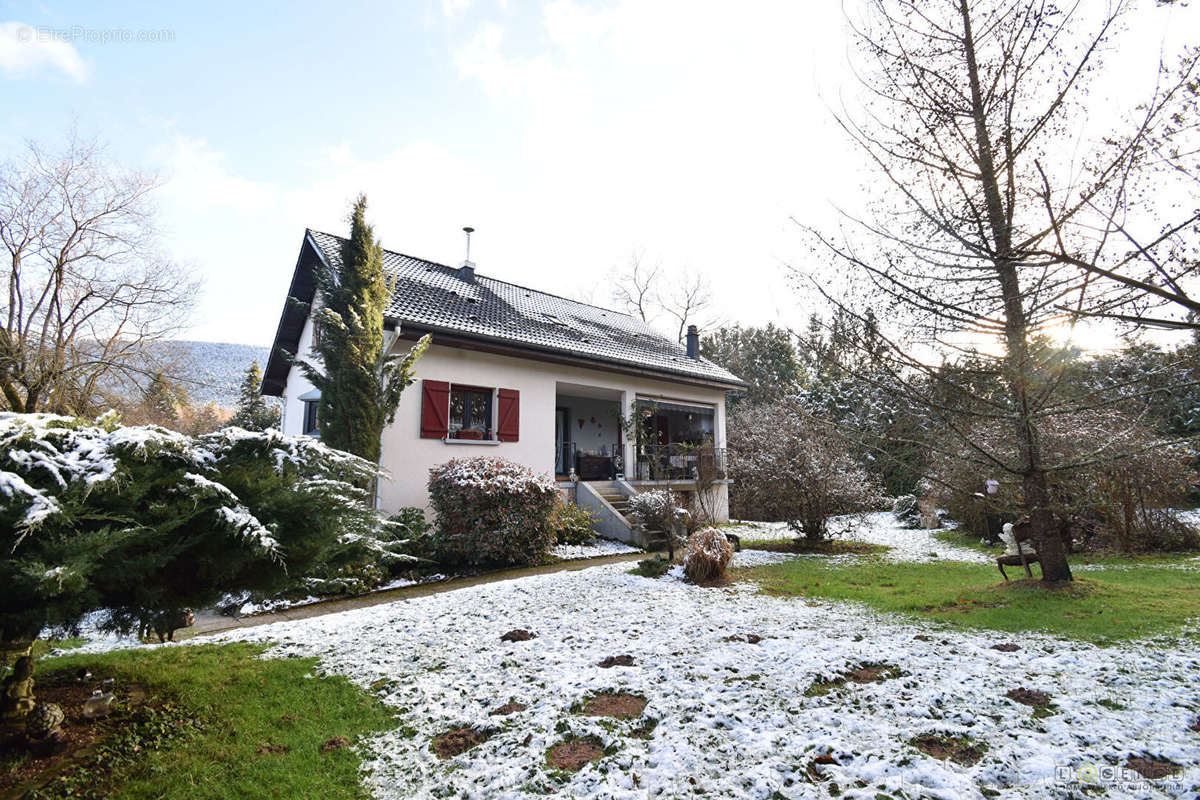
[633,444,728,483]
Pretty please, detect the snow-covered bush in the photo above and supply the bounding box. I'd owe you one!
[0,413,408,642]
[626,489,682,532]
[683,527,734,583]
[727,400,885,540]
[891,495,920,528]
[627,489,690,555]
[428,457,559,567]
[551,501,596,545]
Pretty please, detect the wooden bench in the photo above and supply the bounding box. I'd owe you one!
[997,520,1040,580]
[996,552,1040,581]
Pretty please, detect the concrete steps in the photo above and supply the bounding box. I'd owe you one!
[580,481,669,552]
[597,490,671,550]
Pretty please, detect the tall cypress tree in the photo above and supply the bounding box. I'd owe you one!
[298,195,429,462]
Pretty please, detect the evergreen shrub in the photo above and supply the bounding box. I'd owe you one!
[0,413,412,642]
[428,457,558,567]
[551,501,597,545]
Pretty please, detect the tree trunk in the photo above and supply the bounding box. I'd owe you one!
[1023,470,1073,582]
[0,379,25,412]
[959,0,1071,583]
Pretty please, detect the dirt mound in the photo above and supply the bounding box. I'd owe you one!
[911,734,985,766]
[806,662,902,696]
[432,728,487,760]
[1006,687,1052,707]
[489,702,527,716]
[846,665,891,683]
[1125,756,1181,779]
[546,738,604,771]
[990,643,1020,652]
[579,693,646,719]
[723,633,763,644]
[805,754,838,781]
[597,655,635,668]
[500,629,536,642]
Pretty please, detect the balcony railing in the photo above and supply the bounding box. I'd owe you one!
[556,443,622,480]
[633,444,727,482]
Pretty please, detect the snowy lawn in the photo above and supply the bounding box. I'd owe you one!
[730,511,994,564]
[213,560,1200,799]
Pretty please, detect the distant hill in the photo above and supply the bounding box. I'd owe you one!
[159,340,272,409]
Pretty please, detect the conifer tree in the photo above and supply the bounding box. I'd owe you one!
[230,361,280,431]
[297,195,429,462]
[142,370,187,426]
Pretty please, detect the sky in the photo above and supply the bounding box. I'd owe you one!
[1,0,1197,348]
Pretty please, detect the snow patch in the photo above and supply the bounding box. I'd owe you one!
[551,539,641,560]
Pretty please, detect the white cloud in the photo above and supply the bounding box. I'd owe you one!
[0,22,88,81]
[155,135,277,214]
[156,0,1200,349]
[441,0,475,19]
[452,23,562,99]
[166,1,858,344]
[441,0,856,334]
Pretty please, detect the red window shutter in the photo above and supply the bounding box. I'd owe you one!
[420,380,450,439]
[497,389,520,442]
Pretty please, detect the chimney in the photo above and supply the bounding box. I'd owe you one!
[458,226,476,282]
[686,325,700,359]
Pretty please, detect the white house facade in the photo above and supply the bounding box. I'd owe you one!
[262,230,745,545]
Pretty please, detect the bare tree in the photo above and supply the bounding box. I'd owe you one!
[611,252,719,342]
[798,0,1197,582]
[1041,49,1200,330]
[610,249,661,322]
[663,268,717,343]
[0,134,196,414]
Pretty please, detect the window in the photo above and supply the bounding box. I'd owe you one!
[420,380,518,442]
[449,385,492,439]
[311,321,321,349]
[302,400,319,436]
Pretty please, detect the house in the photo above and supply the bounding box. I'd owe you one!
[261,230,746,545]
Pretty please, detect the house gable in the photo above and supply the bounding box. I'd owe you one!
[261,232,326,397]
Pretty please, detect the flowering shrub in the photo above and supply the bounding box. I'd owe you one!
[683,527,734,582]
[551,501,597,545]
[0,412,409,641]
[428,457,559,567]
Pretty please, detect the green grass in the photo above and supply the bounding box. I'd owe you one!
[931,528,999,554]
[628,556,673,578]
[21,643,395,799]
[931,529,1200,566]
[736,557,1200,643]
[741,538,890,556]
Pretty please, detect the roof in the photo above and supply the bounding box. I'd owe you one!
[262,230,745,395]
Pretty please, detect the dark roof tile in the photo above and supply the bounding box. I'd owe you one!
[306,230,743,387]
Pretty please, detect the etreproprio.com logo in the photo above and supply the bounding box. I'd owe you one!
[1055,761,1190,793]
